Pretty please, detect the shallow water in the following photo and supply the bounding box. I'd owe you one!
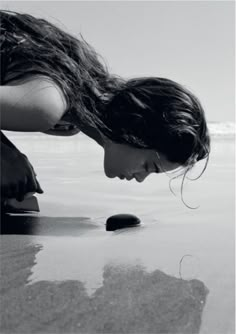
[1,132,235,334]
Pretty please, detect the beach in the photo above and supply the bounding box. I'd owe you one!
[0,130,235,334]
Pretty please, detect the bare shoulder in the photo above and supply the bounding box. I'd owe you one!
[1,75,68,131]
[2,75,67,131]
[9,75,67,114]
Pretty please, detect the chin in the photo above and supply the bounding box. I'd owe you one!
[134,176,144,183]
[105,173,116,179]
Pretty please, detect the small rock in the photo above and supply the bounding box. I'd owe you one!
[106,214,141,231]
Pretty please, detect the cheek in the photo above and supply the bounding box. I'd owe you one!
[103,150,122,177]
[103,145,145,177]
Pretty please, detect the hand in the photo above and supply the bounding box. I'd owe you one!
[1,141,44,202]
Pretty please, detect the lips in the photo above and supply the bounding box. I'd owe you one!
[119,175,133,180]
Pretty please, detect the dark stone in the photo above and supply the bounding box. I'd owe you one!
[106,214,141,231]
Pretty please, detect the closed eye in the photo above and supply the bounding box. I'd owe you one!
[153,162,161,173]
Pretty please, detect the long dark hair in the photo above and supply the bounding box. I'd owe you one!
[0,9,123,129]
[101,77,210,166]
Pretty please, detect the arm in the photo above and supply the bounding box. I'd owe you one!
[1,131,43,202]
[0,76,67,132]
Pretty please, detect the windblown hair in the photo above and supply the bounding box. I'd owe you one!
[0,9,123,129]
[101,78,210,167]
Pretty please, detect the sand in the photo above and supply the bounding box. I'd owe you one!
[0,132,235,333]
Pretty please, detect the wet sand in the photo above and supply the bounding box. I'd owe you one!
[0,132,235,333]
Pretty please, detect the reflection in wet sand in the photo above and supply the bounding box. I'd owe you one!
[1,214,100,236]
[1,136,234,333]
[0,235,208,334]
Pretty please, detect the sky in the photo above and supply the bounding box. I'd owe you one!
[1,1,235,122]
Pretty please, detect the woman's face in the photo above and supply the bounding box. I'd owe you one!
[103,138,180,182]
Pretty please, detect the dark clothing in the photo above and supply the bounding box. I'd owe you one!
[1,131,43,203]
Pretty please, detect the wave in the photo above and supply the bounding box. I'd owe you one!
[208,122,235,137]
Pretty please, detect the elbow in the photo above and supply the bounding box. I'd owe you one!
[35,85,68,131]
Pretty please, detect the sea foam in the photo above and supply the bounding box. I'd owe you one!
[208,122,235,137]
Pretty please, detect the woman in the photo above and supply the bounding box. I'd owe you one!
[0,10,210,203]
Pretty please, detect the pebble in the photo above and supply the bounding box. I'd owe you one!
[106,214,141,231]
